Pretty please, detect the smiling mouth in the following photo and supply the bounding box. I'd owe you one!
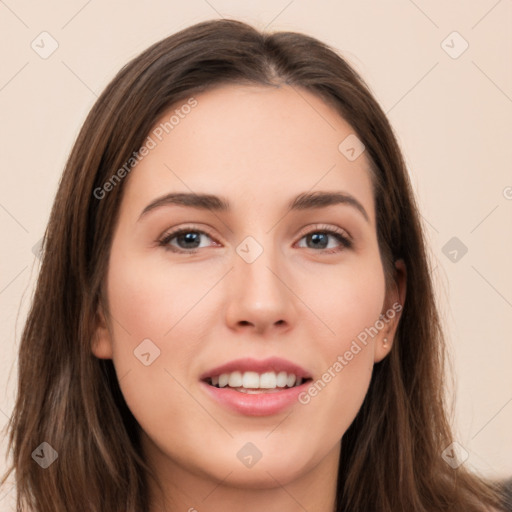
[203,371,312,393]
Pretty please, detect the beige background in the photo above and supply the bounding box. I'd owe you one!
[1,0,511,506]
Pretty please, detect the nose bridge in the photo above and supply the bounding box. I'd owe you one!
[225,230,295,332]
[235,232,284,301]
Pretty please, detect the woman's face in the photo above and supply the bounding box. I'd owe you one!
[93,84,405,494]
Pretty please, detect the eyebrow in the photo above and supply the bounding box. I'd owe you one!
[138,190,369,222]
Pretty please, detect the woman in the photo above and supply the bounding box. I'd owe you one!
[2,18,509,512]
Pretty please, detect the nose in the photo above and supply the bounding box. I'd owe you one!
[224,239,297,336]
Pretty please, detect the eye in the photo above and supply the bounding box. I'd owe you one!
[295,224,352,254]
[158,224,352,254]
[158,226,219,254]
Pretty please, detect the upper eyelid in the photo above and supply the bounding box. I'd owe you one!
[296,223,352,240]
[160,225,217,242]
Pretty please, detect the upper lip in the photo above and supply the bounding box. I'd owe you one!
[200,357,312,381]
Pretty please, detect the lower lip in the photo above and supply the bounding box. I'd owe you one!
[199,380,311,416]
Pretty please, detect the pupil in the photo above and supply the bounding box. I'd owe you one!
[179,232,200,248]
[309,233,327,249]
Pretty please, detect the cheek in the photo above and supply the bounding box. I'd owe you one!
[103,244,229,408]
[299,252,387,346]
[105,248,221,344]
[293,254,385,430]
[103,251,210,452]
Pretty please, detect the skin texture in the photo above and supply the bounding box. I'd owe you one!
[92,84,406,512]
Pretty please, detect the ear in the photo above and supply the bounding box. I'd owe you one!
[374,258,407,363]
[91,303,114,359]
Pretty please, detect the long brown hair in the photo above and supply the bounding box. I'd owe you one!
[2,18,508,512]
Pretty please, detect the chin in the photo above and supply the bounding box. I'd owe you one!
[205,447,316,489]
[218,462,307,490]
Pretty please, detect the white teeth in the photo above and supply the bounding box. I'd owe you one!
[276,371,288,387]
[242,371,260,388]
[212,371,305,389]
[287,374,296,387]
[259,372,276,388]
[228,371,243,387]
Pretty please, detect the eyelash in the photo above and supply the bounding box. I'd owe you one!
[158,224,353,255]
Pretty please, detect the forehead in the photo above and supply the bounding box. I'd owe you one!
[121,84,375,223]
